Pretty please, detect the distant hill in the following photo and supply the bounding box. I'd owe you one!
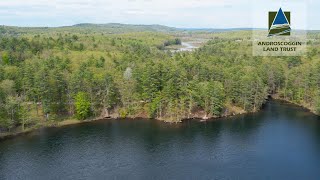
[1,23,312,36]
[0,23,179,35]
[0,23,263,36]
[71,23,178,32]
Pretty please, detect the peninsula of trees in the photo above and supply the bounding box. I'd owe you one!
[0,24,320,134]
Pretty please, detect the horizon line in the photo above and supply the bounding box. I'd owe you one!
[0,23,318,31]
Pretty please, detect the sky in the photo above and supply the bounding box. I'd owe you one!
[0,0,319,29]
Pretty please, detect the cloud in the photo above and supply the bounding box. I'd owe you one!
[0,0,318,29]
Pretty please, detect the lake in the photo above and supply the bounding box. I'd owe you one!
[1,100,320,180]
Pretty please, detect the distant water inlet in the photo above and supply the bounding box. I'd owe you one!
[169,41,203,52]
[178,42,198,51]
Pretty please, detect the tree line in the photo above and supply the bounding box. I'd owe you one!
[0,31,320,133]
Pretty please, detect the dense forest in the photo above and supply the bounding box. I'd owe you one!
[0,24,320,134]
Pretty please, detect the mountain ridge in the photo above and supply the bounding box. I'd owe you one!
[0,23,257,34]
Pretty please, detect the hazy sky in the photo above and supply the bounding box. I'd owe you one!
[0,0,318,29]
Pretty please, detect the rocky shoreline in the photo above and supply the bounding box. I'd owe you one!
[0,105,249,140]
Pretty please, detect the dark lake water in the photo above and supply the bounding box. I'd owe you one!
[1,100,320,180]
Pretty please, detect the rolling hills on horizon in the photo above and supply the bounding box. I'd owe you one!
[0,23,258,35]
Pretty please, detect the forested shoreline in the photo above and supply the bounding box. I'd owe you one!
[1,25,320,135]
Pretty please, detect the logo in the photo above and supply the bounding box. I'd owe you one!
[268,8,291,37]
[252,2,306,56]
